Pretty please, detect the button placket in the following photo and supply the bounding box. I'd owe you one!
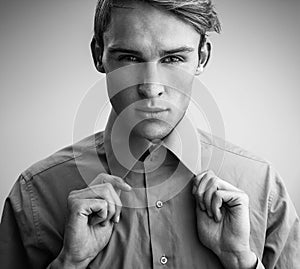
[144,149,174,269]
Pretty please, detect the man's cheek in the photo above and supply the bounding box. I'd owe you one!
[110,89,137,114]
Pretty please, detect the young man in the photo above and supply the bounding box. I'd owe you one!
[0,0,299,268]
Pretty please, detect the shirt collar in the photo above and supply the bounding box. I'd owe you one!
[104,109,202,179]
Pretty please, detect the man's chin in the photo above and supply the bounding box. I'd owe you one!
[133,120,173,142]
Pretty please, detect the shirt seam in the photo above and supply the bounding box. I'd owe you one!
[24,177,43,247]
[200,140,268,164]
[22,143,103,182]
[267,173,275,214]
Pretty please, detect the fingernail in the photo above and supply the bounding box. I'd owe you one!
[124,182,132,190]
[192,185,196,194]
[126,184,132,190]
[116,215,120,223]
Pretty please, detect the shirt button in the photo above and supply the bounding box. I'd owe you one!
[156,200,163,208]
[160,255,168,265]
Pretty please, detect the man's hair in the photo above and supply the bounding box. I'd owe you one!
[93,0,221,48]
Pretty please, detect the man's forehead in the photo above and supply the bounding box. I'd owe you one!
[103,0,201,52]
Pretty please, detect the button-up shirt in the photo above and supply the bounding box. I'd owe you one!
[0,111,299,269]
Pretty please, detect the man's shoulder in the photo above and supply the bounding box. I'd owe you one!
[197,129,269,166]
[21,132,105,182]
[197,130,274,205]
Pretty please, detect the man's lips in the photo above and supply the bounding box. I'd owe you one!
[135,106,169,119]
[135,107,169,113]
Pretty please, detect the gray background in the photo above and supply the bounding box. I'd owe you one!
[0,0,299,215]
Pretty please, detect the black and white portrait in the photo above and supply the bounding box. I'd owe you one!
[0,1,299,268]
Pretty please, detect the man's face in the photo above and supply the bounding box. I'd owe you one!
[101,1,201,141]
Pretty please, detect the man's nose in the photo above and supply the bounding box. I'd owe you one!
[138,83,164,98]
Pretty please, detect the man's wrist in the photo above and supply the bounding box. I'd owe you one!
[48,249,92,269]
[219,250,258,269]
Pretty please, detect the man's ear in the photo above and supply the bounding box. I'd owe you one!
[91,37,105,73]
[195,39,211,76]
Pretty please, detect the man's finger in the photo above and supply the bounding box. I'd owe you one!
[203,179,218,218]
[70,184,118,225]
[88,199,108,226]
[216,179,239,192]
[214,189,249,211]
[90,173,131,192]
[103,183,123,223]
[72,173,131,224]
[195,171,214,211]
[192,170,211,192]
[211,191,223,222]
[69,198,108,225]
[98,186,116,225]
[103,175,132,192]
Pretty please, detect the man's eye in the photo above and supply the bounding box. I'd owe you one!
[119,55,139,62]
[162,56,184,64]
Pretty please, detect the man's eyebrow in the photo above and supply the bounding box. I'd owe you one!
[107,46,195,57]
[111,4,135,9]
[107,47,143,57]
[161,46,195,56]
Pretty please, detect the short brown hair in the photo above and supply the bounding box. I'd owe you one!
[93,0,221,48]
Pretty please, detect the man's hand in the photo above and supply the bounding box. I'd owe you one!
[50,173,131,269]
[193,170,257,269]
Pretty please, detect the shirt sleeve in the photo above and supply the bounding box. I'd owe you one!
[262,166,300,268]
[0,197,31,269]
[0,175,44,269]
